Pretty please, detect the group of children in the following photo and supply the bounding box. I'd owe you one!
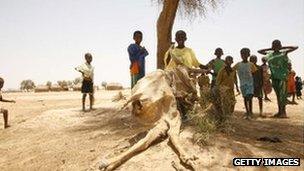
[155,30,300,120]
[1,30,302,129]
[214,40,299,119]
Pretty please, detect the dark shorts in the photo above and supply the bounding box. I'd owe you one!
[82,80,93,94]
[253,86,263,98]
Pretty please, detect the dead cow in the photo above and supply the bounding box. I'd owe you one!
[98,65,207,170]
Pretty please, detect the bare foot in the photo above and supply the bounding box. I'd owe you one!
[90,108,96,111]
[4,125,11,129]
[273,113,288,118]
[291,101,298,105]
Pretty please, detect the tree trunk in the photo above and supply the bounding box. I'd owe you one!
[156,0,180,69]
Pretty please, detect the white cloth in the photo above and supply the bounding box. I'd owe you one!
[76,62,94,81]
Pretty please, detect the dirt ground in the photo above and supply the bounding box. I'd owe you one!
[0,90,303,171]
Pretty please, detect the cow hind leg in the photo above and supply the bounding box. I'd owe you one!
[98,120,169,171]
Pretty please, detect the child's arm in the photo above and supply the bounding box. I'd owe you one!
[234,73,240,93]
[281,46,298,54]
[75,67,83,73]
[258,48,273,55]
[0,98,16,103]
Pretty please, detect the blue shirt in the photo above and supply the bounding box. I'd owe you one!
[127,43,148,76]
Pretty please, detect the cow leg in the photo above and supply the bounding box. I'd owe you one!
[165,111,200,170]
[99,120,169,171]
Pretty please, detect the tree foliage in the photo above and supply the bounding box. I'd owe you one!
[154,0,219,20]
[20,80,35,91]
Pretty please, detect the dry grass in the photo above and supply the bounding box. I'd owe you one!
[190,86,236,145]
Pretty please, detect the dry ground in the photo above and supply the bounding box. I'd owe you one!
[0,90,303,171]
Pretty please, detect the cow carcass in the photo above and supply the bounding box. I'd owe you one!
[98,65,208,171]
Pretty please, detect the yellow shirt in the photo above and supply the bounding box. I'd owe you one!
[164,47,200,70]
[216,67,237,90]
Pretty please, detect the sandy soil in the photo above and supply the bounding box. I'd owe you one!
[0,90,303,171]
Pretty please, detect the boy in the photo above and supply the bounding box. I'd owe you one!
[233,48,257,119]
[216,56,239,119]
[258,40,298,118]
[128,31,149,88]
[0,77,16,129]
[164,30,204,70]
[207,48,225,88]
[286,63,297,104]
[295,76,302,99]
[261,57,272,101]
[75,53,94,111]
[164,30,203,121]
[249,55,264,117]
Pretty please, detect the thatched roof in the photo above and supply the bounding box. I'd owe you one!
[34,85,49,92]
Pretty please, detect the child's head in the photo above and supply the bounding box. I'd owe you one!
[0,77,4,89]
[240,48,250,61]
[249,55,257,64]
[85,53,93,64]
[262,57,267,64]
[175,30,187,47]
[214,48,223,58]
[133,30,143,45]
[296,76,300,81]
[272,39,282,52]
[225,56,233,66]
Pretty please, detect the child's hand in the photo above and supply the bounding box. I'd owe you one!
[11,100,16,103]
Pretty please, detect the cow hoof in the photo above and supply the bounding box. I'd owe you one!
[98,159,109,170]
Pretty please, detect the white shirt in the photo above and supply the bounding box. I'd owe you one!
[76,62,94,81]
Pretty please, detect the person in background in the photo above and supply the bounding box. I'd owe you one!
[75,53,94,111]
[258,39,298,118]
[286,62,297,104]
[128,31,149,88]
[0,77,16,129]
[295,76,302,100]
[233,48,257,119]
[216,56,239,120]
[250,55,264,117]
[207,48,225,88]
[261,57,272,101]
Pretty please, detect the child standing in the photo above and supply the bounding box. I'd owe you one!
[75,53,94,111]
[295,76,302,99]
[258,40,298,118]
[207,48,225,88]
[164,30,203,121]
[249,55,264,117]
[287,63,297,104]
[233,48,257,119]
[0,77,16,129]
[216,56,239,120]
[128,31,149,88]
[261,57,272,101]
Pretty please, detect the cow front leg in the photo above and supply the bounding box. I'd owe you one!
[166,111,200,170]
[98,120,169,171]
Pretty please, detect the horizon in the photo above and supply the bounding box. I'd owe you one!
[1,0,303,90]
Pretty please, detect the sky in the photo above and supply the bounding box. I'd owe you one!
[0,0,303,90]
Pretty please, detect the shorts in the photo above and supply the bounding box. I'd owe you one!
[253,86,263,98]
[81,80,93,94]
[240,84,254,98]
